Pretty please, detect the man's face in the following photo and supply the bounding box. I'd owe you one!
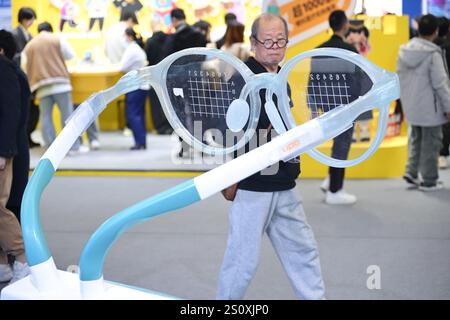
[252,18,287,68]
[342,20,350,35]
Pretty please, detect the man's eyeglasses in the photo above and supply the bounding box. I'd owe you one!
[252,36,288,49]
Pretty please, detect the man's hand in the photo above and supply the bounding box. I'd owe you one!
[446,112,450,121]
[0,157,6,170]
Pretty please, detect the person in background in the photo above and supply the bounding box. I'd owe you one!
[221,21,251,61]
[398,14,450,191]
[346,22,373,143]
[217,13,325,300]
[105,11,139,64]
[144,18,172,135]
[12,7,36,65]
[86,0,109,32]
[214,21,252,77]
[163,8,206,56]
[193,20,212,46]
[434,17,450,169]
[119,27,148,150]
[0,29,31,284]
[216,12,237,49]
[113,0,143,22]
[1,30,31,225]
[317,10,358,205]
[12,7,40,149]
[22,22,87,153]
[58,0,79,32]
[163,8,206,157]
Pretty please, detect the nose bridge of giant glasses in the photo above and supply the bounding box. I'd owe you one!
[239,72,278,99]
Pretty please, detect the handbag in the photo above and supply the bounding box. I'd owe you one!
[221,183,238,201]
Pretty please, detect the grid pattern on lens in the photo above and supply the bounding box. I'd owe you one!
[302,73,352,118]
[187,69,237,118]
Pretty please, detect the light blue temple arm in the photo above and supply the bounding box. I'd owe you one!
[79,180,201,281]
[20,67,154,269]
[21,159,56,266]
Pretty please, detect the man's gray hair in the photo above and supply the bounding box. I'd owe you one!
[250,13,289,39]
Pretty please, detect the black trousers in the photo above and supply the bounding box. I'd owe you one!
[89,17,104,31]
[7,134,30,223]
[149,88,172,134]
[27,98,39,143]
[440,122,450,157]
[329,126,354,193]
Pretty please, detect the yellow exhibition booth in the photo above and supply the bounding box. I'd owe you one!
[11,0,410,178]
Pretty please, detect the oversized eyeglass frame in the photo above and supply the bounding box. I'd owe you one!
[9,47,399,299]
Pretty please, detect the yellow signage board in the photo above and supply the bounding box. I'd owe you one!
[264,0,356,46]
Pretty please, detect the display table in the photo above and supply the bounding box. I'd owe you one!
[69,64,125,131]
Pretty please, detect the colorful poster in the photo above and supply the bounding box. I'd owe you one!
[426,0,449,17]
[263,0,357,46]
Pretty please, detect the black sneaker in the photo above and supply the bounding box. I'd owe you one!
[130,145,146,150]
[403,173,420,188]
[419,181,444,192]
[29,140,41,148]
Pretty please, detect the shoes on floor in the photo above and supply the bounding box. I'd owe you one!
[123,128,132,137]
[320,177,329,193]
[419,181,444,192]
[28,140,41,148]
[9,261,30,284]
[403,173,420,188]
[177,146,194,158]
[68,144,90,156]
[438,156,448,169]
[130,144,146,150]
[325,190,357,205]
[90,139,101,150]
[0,263,13,283]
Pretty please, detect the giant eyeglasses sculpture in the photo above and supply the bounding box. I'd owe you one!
[1,47,399,299]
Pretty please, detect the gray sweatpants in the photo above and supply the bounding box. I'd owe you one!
[406,125,443,185]
[217,189,325,300]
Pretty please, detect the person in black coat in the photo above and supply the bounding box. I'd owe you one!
[0,30,31,223]
[162,8,206,56]
[12,7,39,148]
[11,7,36,64]
[163,8,206,156]
[113,0,142,22]
[0,32,30,281]
[316,10,359,205]
[144,19,172,134]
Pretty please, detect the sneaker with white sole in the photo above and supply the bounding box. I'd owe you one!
[325,190,357,205]
[9,261,30,284]
[68,144,90,156]
[90,139,101,150]
[320,177,329,193]
[0,263,13,283]
[419,181,444,192]
[438,156,448,169]
[403,173,420,188]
